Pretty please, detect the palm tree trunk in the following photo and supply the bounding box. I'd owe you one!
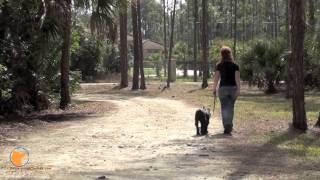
[60,0,71,109]
[131,0,140,90]
[137,0,146,90]
[201,0,209,89]
[167,0,177,88]
[289,0,307,131]
[119,0,128,88]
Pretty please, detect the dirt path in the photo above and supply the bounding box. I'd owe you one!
[0,93,303,179]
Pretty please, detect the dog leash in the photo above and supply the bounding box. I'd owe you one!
[212,92,217,115]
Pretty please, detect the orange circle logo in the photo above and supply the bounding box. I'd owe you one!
[10,147,29,167]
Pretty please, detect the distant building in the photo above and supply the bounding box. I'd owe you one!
[142,39,164,58]
[125,34,164,58]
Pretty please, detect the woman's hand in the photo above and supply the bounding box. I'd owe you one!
[236,88,240,98]
[213,90,217,97]
[212,71,220,97]
[235,71,241,98]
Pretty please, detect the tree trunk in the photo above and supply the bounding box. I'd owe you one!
[308,0,315,33]
[285,0,292,99]
[285,0,290,47]
[60,0,71,109]
[193,0,198,82]
[251,0,255,39]
[156,63,161,77]
[201,0,209,89]
[243,0,247,43]
[162,0,167,77]
[119,0,128,89]
[285,60,293,98]
[265,0,273,38]
[273,0,279,38]
[230,0,233,38]
[167,0,177,88]
[187,0,191,73]
[266,79,277,94]
[255,0,260,36]
[131,0,140,90]
[137,0,146,90]
[233,0,237,59]
[289,0,308,131]
[183,55,187,78]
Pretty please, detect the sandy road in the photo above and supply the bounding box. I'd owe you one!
[0,93,235,179]
[1,90,306,180]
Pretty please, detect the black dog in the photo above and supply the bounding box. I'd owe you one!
[315,112,320,127]
[195,107,211,136]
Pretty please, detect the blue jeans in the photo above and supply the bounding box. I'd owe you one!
[218,86,237,129]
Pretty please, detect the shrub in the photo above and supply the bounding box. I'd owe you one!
[240,39,286,94]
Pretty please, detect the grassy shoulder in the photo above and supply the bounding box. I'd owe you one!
[194,85,320,163]
[264,132,320,162]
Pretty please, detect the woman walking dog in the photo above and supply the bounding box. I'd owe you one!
[212,46,240,135]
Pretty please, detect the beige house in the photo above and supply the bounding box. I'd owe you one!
[142,39,164,58]
[126,34,164,59]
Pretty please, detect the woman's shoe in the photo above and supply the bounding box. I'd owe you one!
[224,125,233,135]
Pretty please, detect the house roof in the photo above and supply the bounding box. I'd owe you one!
[142,39,164,51]
[125,34,164,51]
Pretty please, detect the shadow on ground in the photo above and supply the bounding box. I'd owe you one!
[69,129,320,179]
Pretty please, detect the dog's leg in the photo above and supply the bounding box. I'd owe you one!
[195,119,200,135]
[195,111,201,135]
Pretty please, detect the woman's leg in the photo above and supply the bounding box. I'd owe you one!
[226,87,237,132]
[219,87,231,129]
[219,87,237,133]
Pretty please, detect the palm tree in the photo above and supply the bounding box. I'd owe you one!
[42,0,115,109]
[131,0,140,90]
[289,0,307,131]
[119,0,128,88]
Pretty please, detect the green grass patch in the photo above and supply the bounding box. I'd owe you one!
[197,88,320,123]
[263,132,320,161]
[176,84,320,164]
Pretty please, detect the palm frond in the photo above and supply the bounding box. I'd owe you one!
[90,0,116,42]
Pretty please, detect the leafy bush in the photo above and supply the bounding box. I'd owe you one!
[240,39,286,94]
[71,27,118,81]
[305,33,320,89]
[148,52,163,77]
[0,64,12,101]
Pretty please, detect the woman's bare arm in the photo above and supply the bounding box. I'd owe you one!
[213,71,220,93]
[235,71,241,97]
